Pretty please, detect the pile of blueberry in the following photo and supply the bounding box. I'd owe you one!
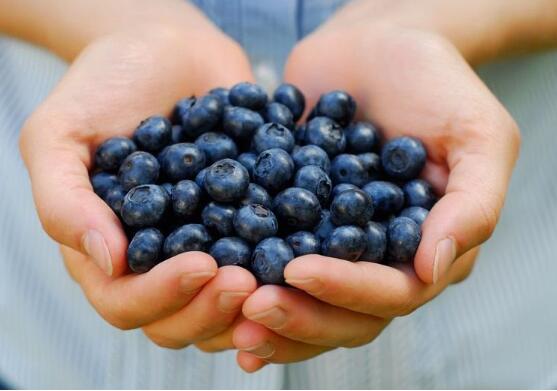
[90,82,437,285]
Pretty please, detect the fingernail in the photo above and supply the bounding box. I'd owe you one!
[433,237,457,283]
[284,277,322,293]
[180,271,216,294]
[242,342,275,359]
[82,230,112,276]
[248,307,287,330]
[218,291,250,313]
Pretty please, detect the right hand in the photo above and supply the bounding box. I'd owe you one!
[19,6,256,351]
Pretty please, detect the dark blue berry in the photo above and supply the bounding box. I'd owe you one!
[163,224,212,258]
[322,225,366,261]
[204,158,249,202]
[233,204,278,243]
[194,168,208,189]
[133,116,172,152]
[210,237,251,268]
[253,148,295,193]
[358,152,382,181]
[118,151,159,191]
[172,97,195,125]
[291,145,331,173]
[314,90,356,126]
[91,172,119,199]
[121,184,169,227]
[158,143,206,182]
[330,154,369,187]
[387,217,421,263]
[273,83,305,121]
[400,206,429,227]
[104,184,127,214]
[293,124,306,144]
[239,183,272,208]
[237,152,257,178]
[362,181,405,218]
[194,132,238,164]
[251,237,294,285]
[273,187,322,230]
[304,117,346,156]
[252,123,295,154]
[201,202,236,237]
[170,125,184,144]
[313,210,336,242]
[286,231,320,256]
[95,137,137,171]
[261,102,294,130]
[209,87,230,106]
[403,179,437,210]
[330,188,373,226]
[222,106,264,140]
[171,180,202,218]
[381,136,426,180]
[128,228,164,273]
[293,165,332,206]
[229,82,268,110]
[331,183,359,199]
[344,121,380,153]
[181,95,223,138]
[359,221,387,263]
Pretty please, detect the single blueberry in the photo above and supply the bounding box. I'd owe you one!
[204,158,250,202]
[209,87,230,106]
[286,231,321,256]
[127,228,165,273]
[194,167,208,189]
[293,124,307,144]
[403,179,437,210]
[237,152,258,178]
[172,97,195,125]
[330,188,374,226]
[359,221,387,263]
[104,184,127,214]
[400,206,429,227]
[91,172,119,199]
[313,210,336,242]
[344,121,381,153]
[171,180,202,218]
[158,143,206,182]
[118,151,160,191]
[121,184,169,227]
[239,183,272,208]
[233,204,278,243]
[94,137,137,171]
[331,183,359,199]
[251,237,294,285]
[381,136,426,181]
[322,225,366,261]
[293,165,332,206]
[210,237,251,268]
[133,115,172,152]
[229,82,268,110]
[181,94,223,138]
[261,102,294,130]
[273,83,305,121]
[222,106,264,140]
[358,152,382,181]
[253,148,295,193]
[194,132,238,164]
[387,217,421,263]
[201,202,236,237]
[252,123,295,154]
[291,145,331,174]
[304,117,346,156]
[163,224,213,258]
[314,90,356,126]
[330,154,369,187]
[273,187,322,230]
[362,181,405,218]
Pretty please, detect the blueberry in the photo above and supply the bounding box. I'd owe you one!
[358,152,382,181]
[387,217,421,263]
[381,136,426,181]
[402,179,437,210]
[210,237,251,268]
[313,210,336,242]
[251,237,294,285]
[330,188,373,226]
[127,228,165,273]
[314,90,356,126]
[304,117,346,156]
[400,206,429,226]
[253,148,295,193]
[204,159,249,202]
[118,151,160,191]
[330,154,369,187]
[158,143,206,182]
[233,204,278,243]
[171,180,202,218]
[273,187,322,230]
[163,224,212,258]
[94,137,137,171]
[286,231,320,256]
[239,183,272,208]
[322,225,366,261]
[291,145,331,174]
[104,184,127,214]
[194,168,208,189]
[293,165,332,205]
[293,124,307,144]
[194,132,238,164]
[201,202,236,237]
[359,221,387,263]
[133,116,172,152]
[121,184,169,227]
[273,83,305,122]
[229,82,268,110]
[237,152,257,178]
[172,97,195,125]
[261,102,294,130]
[171,125,184,144]
[252,123,295,154]
[362,181,405,218]
[209,87,230,106]
[222,106,264,140]
[344,121,380,153]
[91,172,119,199]
[181,95,223,138]
[331,183,359,199]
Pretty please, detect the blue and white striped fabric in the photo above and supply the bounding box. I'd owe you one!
[1,0,557,388]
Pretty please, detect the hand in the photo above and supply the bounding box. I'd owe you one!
[19,5,257,351]
[232,12,520,371]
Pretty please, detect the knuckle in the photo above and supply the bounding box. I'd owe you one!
[143,328,189,350]
[194,340,228,353]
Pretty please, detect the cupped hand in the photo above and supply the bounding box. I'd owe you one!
[19,7,256,351]
[233,13,520,371]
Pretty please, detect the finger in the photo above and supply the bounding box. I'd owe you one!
[233,320,331,367]
[242,285,389,347]
[61,246,217,329]
[142,266,257,349]
[194,316,245,353]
